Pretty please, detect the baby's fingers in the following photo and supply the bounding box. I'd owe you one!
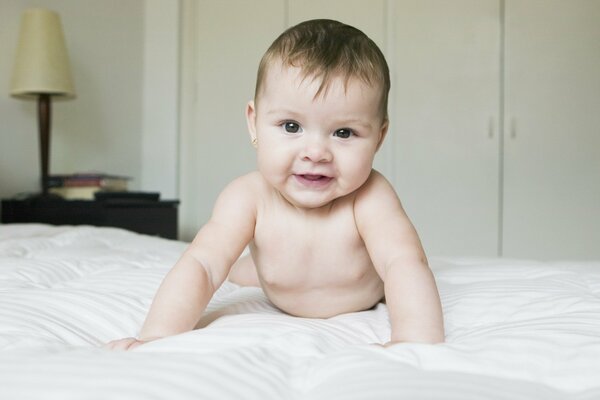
[104,337,144,351]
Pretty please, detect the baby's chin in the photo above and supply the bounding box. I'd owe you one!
[265,175,359,210]
[276,188,354,211]
[283,196,331,210]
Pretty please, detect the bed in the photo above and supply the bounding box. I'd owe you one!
[0,223,599,399]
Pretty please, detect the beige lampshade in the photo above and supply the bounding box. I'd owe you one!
[10,8,75,99]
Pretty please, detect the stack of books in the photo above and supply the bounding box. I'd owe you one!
[47,173,130,200]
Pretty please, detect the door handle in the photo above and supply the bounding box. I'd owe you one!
[488,117,495,139]
[510,118,517,139]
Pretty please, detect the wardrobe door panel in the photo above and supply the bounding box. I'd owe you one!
[287,0,385,45]
[393,0,501,256]
[503,0,600,259]
[179,0,285,239]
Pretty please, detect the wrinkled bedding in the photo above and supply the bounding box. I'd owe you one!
[1,224,599,399]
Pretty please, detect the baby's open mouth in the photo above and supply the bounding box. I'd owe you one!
[301,174,328,181]
[294,174,333,187]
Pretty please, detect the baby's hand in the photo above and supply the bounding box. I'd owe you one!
[371,341,396,349]
[104,337,150,351]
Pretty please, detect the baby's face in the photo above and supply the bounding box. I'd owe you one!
[247,63,388,210]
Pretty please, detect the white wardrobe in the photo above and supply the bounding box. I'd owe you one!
[180,0,600,260]
[502,1,600,260]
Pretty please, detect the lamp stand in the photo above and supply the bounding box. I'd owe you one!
[38,94,51,195]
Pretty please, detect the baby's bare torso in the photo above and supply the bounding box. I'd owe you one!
[250,189,384,318]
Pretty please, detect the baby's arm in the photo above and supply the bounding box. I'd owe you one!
[105,175,257,349]
[355,171,444,345]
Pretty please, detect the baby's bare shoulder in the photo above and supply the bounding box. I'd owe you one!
[229,171,261,185]
[355,170,397,201]
[353,170,405,225]
[211,172,269,219]
[224,172,268,195]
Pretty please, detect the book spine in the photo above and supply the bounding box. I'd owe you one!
[47,175,129,189]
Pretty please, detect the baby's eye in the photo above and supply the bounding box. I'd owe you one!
[333,128,353,139]
[283,122,301,133]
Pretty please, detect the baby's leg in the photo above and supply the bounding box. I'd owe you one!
[228,254,261,287]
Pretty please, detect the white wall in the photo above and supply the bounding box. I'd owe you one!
[0,0,180,202]
[141,0,180,199]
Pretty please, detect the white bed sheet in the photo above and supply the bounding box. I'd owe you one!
[0,224,599,399]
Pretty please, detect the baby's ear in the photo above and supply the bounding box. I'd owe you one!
[375,118,389,152]
[246,101,257,143]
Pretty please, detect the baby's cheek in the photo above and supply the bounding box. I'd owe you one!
[258,157,288,185]
[347,159,374,185]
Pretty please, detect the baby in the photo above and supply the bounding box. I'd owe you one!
[106,19,444,350]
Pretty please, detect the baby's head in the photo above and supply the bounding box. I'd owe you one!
[253,19,390,122]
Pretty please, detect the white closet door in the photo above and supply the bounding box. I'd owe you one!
[287,0,386,43]
[393,0,501,257]
[503,0,600,260]
[179,0,285,240]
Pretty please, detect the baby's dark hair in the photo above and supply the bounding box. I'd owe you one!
[254,19,390,120]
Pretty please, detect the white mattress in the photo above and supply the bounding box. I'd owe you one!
[0,224,599,399]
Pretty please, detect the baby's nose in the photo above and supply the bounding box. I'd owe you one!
[301,136,332,163]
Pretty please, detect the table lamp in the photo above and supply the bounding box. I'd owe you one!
[10,8,75,197]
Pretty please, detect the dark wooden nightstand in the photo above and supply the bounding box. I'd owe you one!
[1,197,179,239]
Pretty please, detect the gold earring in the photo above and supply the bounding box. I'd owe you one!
[251,137,258,148]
